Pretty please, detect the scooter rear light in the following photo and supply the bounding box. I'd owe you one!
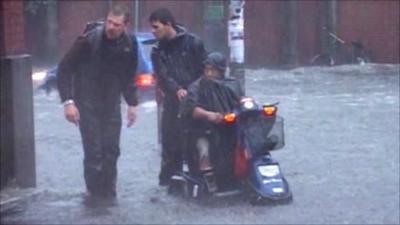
[262,106,277,116]
[223,113,236,123]
[135,73,155,87]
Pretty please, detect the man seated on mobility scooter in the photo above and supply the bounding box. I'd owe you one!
[179,52,244,194]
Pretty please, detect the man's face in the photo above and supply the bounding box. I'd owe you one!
[105,13,127,40]
[204,64,222,80]
[150,20,171,40]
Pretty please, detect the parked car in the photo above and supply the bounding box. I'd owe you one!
[134,32,157,103]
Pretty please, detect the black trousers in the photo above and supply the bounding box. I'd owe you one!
[78,104,121,197]
[159,98,184,183]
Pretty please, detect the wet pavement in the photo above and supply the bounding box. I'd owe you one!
[1,64,399,224]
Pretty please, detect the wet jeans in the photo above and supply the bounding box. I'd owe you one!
[78,105,121,197]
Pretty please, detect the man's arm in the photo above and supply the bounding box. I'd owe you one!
[151,48,181,95]
[123,35,141,128]
[182,79,222,124]
[180,79,200,117]
[122,71,138,127]
[122,49,139,107]
[122,34,140,107]
[122,81,139,106]
[193,107,223,124]
[173,36,207,102]
[57,36,89,126]
[57,36,89,103]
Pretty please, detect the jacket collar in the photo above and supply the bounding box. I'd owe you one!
[157,24,187,47]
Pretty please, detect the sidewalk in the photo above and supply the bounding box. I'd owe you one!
[0,182,39,216]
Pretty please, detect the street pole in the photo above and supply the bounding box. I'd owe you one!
[228,0,245,94]
[133,0,139,31]
[282,0,298,66]
[45,1,58,66]
[320,0,338,55]
[1,55,36,188]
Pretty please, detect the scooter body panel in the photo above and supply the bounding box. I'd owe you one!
[247,155,292,201]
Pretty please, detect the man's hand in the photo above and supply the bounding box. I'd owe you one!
[193,107,223,123]
[64,103,80,126]
[127,106,137,127]
[207,112,223,124]
[176,88,187,101]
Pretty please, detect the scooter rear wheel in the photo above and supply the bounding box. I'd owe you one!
[310,54,334,66]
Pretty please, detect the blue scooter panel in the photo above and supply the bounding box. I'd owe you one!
[247,155,291,201]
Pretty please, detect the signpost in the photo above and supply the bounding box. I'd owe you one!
[228,0,245,94]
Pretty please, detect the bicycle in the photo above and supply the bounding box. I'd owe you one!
[310,26,370,66]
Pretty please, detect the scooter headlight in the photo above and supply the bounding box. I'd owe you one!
[240,97,256,110]
[243,101,255,109]
[258,165,280,177]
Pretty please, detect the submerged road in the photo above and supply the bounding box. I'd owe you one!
[1,64,399,224]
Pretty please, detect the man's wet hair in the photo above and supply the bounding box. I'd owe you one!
[109,4,130,24]
[149,8,176,26]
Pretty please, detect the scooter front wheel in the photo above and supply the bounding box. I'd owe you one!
[249,193,293,206]
[249,195,266,206]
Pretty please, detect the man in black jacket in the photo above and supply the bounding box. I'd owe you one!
[149,8,207,186]
[57,5,138,198]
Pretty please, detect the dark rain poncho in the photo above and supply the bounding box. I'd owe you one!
[183,77,243,123]
[182,77,243,186]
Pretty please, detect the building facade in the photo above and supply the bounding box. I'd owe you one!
[22,0,400,68]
